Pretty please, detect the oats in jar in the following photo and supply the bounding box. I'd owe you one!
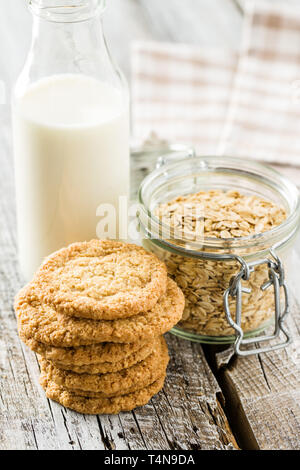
[154,190,287,337]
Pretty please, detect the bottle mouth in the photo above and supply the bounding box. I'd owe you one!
[29,0,106,22]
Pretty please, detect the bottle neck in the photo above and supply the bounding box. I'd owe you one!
[25,2,112,82]
[29,0,106,23]
[14,0,127,102]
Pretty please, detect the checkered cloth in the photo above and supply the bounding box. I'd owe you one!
[131,1,300,173]
[131,42,237,155]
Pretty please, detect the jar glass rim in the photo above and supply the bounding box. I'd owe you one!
[138,155,300,256]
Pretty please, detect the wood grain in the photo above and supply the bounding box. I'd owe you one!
[0,103,237,448]
[211,288,300,450]
[1,0,300,451]
[0,215,237,452]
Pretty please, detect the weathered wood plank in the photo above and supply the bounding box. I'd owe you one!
[212,285,300,450]
[0,65,237,454]
[4,0,300,452]
[99,414,145,450]
[0,0,243,451]
[134,334,238,450]
[0,156,237,450]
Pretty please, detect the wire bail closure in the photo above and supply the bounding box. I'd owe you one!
[223,248,291,356]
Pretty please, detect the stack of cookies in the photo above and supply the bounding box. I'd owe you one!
[14,240,184,415]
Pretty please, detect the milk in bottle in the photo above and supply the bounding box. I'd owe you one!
[12,1,129,280]
[13,74,129,280]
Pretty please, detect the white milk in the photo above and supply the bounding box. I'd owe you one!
[13,74,129,280]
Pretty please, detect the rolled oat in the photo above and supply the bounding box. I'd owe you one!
[152,190,287,336]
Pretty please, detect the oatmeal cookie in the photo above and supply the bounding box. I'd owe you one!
[42,339,159,374]
[38,336,169,396]
[16,278,184,346]
[40,373,166,415]
[20,334,152,370]
[30,240,168,320]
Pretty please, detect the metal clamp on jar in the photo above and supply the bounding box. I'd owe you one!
[138,153,300,356]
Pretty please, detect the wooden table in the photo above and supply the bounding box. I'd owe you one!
[1,0,300,450]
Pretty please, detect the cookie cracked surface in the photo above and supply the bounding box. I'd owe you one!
[20,335,152,370]
[40,374,166,415]
[16,278,184,346]
[30,240,168,320]
[37,338,160,375]
[38,336,169,396]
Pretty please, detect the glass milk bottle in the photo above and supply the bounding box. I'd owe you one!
[12,0,129,281]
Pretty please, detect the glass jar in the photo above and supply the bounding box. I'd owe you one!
[138,155,300,356]
[130,133,193,201]
[12,0,129,281]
